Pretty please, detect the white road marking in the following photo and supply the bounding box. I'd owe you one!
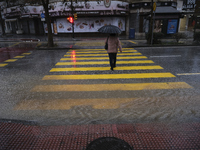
[150,55,181,58]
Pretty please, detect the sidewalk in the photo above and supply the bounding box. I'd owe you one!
[0,33,198,49]
[1,120,200,149]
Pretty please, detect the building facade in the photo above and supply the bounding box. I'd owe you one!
[1,0,129,36]
[0,0,195,37]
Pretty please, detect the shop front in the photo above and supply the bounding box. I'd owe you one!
[129,1,182,37]
[3,1,129,36]
[179,0,196,32]
[3,6,23,34]
[152,6,182,35]
[46,1,129,36]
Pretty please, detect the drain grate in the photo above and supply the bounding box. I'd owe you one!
[86,137,133,150]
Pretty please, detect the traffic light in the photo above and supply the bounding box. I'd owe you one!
[67,16,74,24]
[74,13,77,20]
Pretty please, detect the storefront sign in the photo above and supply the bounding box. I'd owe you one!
[56,17,125,33]
[41,13,45,18]
[4,1,128,18]
[183,0,196,9]
[129,2,176,9]
[44,23,54,33]
[167,19,178,34]
[104,0,111,8]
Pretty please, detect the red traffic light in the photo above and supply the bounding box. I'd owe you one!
[67,17,74,24]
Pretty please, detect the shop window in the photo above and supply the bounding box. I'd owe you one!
[167,19,178,34]
[154,20,163,33]
[6,22,11,30]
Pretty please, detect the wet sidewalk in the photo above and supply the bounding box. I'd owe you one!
[1,121,200,149]
[0,33,197,49]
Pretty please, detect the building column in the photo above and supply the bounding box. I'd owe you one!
[126,15,129,36]
[16,19,23,34]
[5,21,12,34]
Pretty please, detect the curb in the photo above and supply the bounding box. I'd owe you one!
[35,44,200,50]
[0,119,38,126]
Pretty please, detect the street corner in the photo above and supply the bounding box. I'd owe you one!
[20,38,40,42]
[36,41,75,50]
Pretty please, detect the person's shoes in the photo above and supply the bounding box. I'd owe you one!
[110,67,113,71]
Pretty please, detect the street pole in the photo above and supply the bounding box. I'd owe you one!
[71,0,74,38]
[149,0,154,45]
[0,7,5,36]
[151,3,156,45]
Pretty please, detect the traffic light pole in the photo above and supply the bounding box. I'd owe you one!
[71,0,74,38]
[72,22,74,38]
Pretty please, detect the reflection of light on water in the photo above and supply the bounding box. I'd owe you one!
[71,50,76,68]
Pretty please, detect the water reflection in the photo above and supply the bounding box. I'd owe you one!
[0,43,37,63]
[71,50,77,67]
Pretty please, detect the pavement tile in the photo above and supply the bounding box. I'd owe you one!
[61,135,88,150]
[1,122,200,149]
[113,133,141,149]
[116,124,136,133]
[39,126,67,136]
[2,135,38,149]
[88,124,112,134]
[34,136,63,149]
[65,125,89,135]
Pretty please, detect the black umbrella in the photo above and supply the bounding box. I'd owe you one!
[98,25,121,34]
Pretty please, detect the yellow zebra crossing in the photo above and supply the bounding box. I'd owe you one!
[50,66,163,72]
[15,48,192,110]
[0,52,31,67]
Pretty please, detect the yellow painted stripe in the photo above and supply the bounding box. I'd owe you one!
[31,82,191,92]
[0,64,8,67]
[14,98,135,110]
[71,49,105,51]
[61,56,147,60]
[4,59,18,62]
[22,53,31,55]
[50,66,163,72]
[37,42,42,47]
[15,90,195,111]
[128,40,138,44]
[14,56,25,58]
[70,48,135,51]
[56,60,154,65]
[69,50,138,53]
[177,73,200,75]
[42,73,175,80]
[64,53,142,57]
[9,42,20,47]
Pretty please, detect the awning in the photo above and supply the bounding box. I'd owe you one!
[155,6,180,14]
[5,18,17,22]
[141,6,181,19]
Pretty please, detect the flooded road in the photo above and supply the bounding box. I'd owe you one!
[0,46,200,126]
[0,42,38,62]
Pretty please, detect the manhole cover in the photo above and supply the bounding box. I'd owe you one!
[86,137,133,150]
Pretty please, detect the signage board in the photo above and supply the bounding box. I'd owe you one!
[167,19,178,34]
[41,13,45,18]
[183,0,196,9]
[56,17,125,33]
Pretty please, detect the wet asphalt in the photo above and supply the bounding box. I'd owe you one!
[0,39,200,126]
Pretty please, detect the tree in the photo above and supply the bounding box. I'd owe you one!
[0,0,54,47]
[147,0,154,45]
[25,0,54,47]
[41,0,54,47]
[0,4,5,35]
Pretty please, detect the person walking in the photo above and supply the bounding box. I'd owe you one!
[106,33,122,70]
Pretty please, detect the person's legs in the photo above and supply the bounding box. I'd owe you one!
[108,53,114,70]
[113,53,117,68]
